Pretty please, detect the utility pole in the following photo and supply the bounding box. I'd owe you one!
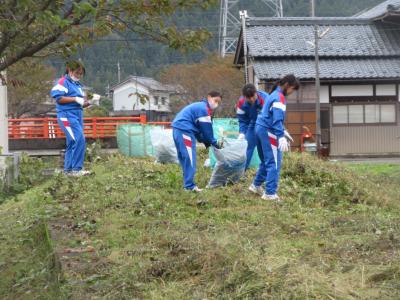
[311,0,321,153]
[0,71,8,154]
[240,10,249,83]
[117,61,121,83]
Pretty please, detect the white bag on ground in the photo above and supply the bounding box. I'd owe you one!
[207,138,247,188]
[150,128,178,164]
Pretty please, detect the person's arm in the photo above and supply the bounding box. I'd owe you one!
[196,108,217,146]
[236,98,249,135]
[271,94,286,139]
[50,79,85,106]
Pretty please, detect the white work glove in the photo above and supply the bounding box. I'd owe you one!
[278,137,289,152]
[284,130,294,143]
[238,133,245,140]
[75,96,84,106]
[214,139,224,149]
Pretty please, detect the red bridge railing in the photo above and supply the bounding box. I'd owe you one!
[8,115,171,140]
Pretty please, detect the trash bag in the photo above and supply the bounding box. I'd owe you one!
[207,138,247,188]
[117,124,158,157]
[209,118,261,169]
[150,127,178,164]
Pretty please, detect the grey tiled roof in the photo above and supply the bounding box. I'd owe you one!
[253,58,400,80]
[246,21,400,57]
[112,76,176,92]
[357,0,400,18]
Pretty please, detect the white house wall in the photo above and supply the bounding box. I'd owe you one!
[331,85,373,97]
[376,84,396,96]
[113,82,170,112]
[320,86,329,104]
[113,83,148,111]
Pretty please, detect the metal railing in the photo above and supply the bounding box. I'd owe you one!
[8,115,171,139]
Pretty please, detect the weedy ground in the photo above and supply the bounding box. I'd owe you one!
[0,151,399,299]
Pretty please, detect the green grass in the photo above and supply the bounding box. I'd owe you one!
[1,152,400,299]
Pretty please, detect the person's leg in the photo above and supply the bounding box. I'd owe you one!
[245,127,256,170]
[173,129,196,190]
[57,111,75,173]
[70,110,86,171]
[265,131,280,195]
[253,126,268,187]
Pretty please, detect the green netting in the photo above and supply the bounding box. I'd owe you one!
[209,118,261,169]
[117,124,162,157]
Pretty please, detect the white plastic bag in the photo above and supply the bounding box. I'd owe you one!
[150,128,179,164]
[207,138,247,188]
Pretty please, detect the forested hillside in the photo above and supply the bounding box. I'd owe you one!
[48,0,382,93]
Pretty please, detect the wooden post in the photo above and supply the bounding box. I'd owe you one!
[43,117,49,139]
[140,113,147,124]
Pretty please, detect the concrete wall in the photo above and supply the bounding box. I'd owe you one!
[0,73,8,154]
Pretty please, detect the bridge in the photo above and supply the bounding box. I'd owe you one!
[8,115,171,155]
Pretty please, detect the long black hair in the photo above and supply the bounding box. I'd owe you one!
[270,74,300,94]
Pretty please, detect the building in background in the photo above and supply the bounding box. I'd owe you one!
[234,0,400,157]
[111,76,178,121]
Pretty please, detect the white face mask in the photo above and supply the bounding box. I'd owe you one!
[209,101,219,110]
[70,75,79,82]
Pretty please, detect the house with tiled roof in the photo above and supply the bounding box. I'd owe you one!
[234,1,400,157]
[111,76,179,121]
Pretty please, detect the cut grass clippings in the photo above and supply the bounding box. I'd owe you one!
[0,151,399,299]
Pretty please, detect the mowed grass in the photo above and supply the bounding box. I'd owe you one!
[1,151,400,299]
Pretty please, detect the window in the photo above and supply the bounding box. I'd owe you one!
[333,103,396,125]
[348,105,363,123]
[161,97,166,105]
[365,105,379,123]
[333,106,348,124]
[154,96,159,105]
[381,105,396,122]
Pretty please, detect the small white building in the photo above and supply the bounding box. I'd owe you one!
[111,76,176,120]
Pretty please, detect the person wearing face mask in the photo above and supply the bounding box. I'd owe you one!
[249,74,300,201]
[172,91,223,192]
[236,84,268,170]
[50,60,91,176]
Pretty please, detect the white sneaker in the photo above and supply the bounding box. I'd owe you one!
[68,170,93,177]
[261,193,281,202]
[185,186,203,193]
[248,184,264,196]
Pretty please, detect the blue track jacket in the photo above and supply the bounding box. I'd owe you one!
[236,91,268,134]
[172,99,217,146]
[50,75,84,112]
[255,87,287,139]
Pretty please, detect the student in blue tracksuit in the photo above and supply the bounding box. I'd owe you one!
[249,74,300,201]
[236,84,268,169]
[172,91,223,192]
[50,61,91,176]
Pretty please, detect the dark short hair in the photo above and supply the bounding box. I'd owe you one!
[242,83,257,98]
[208,91,222,98]
[65,60,86,75]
